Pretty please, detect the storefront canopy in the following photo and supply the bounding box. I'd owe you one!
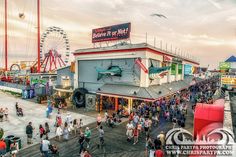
[96,76,200,101]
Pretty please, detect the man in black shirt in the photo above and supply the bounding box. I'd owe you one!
[78,133,85,154]
[26,122,33,144]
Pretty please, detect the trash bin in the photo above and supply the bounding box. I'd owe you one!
[10,137,22,150]
[4,135,14,152]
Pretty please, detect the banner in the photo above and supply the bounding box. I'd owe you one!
[178,64,182,74]
[171,63,177,75]
[184,64,193,75]
[92,23,131,43]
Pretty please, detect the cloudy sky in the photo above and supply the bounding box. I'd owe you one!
[0,0,236,69]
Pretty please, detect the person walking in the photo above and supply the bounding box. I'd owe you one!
[41,137,50,157]
[45,122,50,136]
[39,124,45,139]
[72,119,79,135]
[126,121,134,142]
[78,132,85,154]
[133,126,139,145]
[145,135,154,157]
[63,122,69,141]
[4,108,8,121]
[26,122,34,144]
[56,114,62,127]
[55,124,63,141]
[144,119,149,136]
[96,114,102,127]
[0,109,3,122]
[104,110,109,123]
[172,117,177,129]
[84,127,91,148]
[66,113,72,124]
[78,119,83,133]
[10,140,18,157]
[0,138,6,157]
[155,146,164,157]
[98,126,104,148]
[157,131,165,148]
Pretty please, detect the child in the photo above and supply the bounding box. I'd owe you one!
[133,126,139,145]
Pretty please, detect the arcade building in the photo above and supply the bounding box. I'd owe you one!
[72,42,200,113]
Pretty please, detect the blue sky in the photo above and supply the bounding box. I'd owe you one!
[0,0,236,69]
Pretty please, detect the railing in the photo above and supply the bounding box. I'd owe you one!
[0,81,26,89]
[212,87,225,102]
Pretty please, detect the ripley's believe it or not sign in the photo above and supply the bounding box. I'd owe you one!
[92,23,131,43]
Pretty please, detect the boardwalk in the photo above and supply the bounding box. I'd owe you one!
[0,91,96,148]
[17,103,194,157]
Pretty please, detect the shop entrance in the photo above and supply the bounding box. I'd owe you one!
[96,94,133,114]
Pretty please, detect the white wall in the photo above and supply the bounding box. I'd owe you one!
[170,75,175,82]
[0,86,22,94]
[75,51,145,61]
[177,74,182,81]
[161,75,168,84]
[146,51,163,62]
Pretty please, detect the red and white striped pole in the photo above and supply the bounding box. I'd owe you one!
[4,0,8,71]
[37,0,41,73]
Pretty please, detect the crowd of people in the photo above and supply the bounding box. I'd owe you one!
[0,76,219,157]
[123,77,219,157]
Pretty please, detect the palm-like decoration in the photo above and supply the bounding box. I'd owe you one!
[0,128,4,139]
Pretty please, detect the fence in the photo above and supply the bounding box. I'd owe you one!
[0,81,26,94]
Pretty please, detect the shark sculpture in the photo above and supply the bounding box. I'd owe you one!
[149,66,170,80]
[96,66,122,81]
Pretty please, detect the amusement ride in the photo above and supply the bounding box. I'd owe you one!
[0,0,70,83]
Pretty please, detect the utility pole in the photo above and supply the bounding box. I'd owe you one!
[4,0,8,71]
[37,0,41,73]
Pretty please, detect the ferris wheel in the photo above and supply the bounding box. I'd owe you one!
[40,26,70,72]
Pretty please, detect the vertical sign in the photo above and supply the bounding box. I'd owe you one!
[171,63,177,75]
[178,64,182,74]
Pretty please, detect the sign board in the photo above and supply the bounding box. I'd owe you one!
[171,63,177,75]
[172,57,182,63]
[219,62,231,70]
[163,55,172,62]
[221,75,236,85]
[92,23,131,43]
[184,64,193,75]
[178,64,182,74]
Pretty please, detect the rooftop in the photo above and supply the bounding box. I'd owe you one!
[225,55,236,63]
[73,42,199,65]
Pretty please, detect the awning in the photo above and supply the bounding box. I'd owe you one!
[54,87,73,93]
[96,76,197,101]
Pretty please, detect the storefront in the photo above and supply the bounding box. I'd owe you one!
[72,24,200,112]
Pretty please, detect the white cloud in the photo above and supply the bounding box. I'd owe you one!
[226,15,236,21]
[1,0,236,69]
[207,0,222,9]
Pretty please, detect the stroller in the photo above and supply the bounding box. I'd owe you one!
[16,103,24,117]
